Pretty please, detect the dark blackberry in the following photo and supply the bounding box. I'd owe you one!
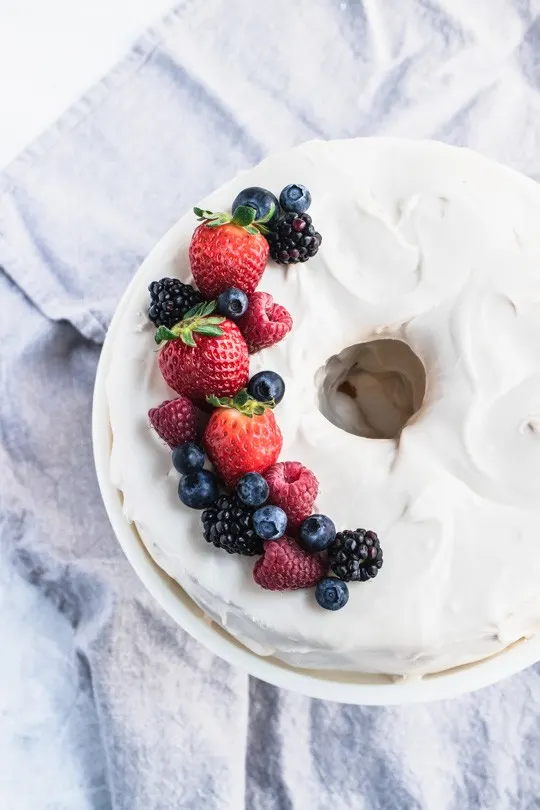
[328,529,383,582]
[148,277,204,328]
[266,212,322,264]
[201,495,263,556]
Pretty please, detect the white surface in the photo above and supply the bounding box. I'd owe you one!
[100,137,540,696]
[93,241,540,704]
[0,0,174,168]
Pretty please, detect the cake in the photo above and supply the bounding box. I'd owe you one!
[107,138,540,678]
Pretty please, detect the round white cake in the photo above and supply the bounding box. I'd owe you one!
[107,138,540,678]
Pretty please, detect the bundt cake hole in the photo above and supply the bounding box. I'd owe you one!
[317,338,426,440]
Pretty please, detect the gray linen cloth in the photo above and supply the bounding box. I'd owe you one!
[2,1,540,808]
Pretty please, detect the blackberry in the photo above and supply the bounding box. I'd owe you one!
[148,277,204,328]
[328,529,383,582]
[201,495,263,556]
[266,212,322,265]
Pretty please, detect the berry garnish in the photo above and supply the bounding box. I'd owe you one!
[178,470,219,509]
[329,529,383,582]
[248,370,285,405]
[148,397,198,449]
[267,213,322,264]
[202,494,263,556]
[148,278,204,328]
[299,514,336,553]
[315,578,349,611]
[156,301,249,402]
[253,537,327,591]
[236,472,269,508]
[172,442,205,475]
[216,287,248,321]
[232,187,279,227]
[237,291,292,354]
[264,462,319,529]
[204,390,282,487]
[189,206,270,298]
[279,184,312,214]
[253,505,288,541]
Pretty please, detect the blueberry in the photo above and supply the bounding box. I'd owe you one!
[315,578,349,611]
[232,187,279,225]
[178,470,219,509]
[216,287,248,321]
[247,371,285,405]
[236,472,269,508]
[253,505,288,540]
[172,442,205,474]
[299,514,336,552]
[279,184,312,214]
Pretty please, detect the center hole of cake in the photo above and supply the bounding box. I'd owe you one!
[317,339,426,440]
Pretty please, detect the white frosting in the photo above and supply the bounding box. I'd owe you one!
[106,138,540,677]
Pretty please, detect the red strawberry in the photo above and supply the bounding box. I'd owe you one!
[264,462,319,529]
[156,301,249,401]
[203,391,282,487]
[189,206,269,298]
[253,537,328,591]
[148,397,198,448]
[237,292,292,354]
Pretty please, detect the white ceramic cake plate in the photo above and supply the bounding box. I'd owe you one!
[93,233,540,707]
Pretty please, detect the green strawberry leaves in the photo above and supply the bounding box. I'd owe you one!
[206,389,273,418]
[154,298,225,346]
[193,205,272,236]
[194,325,223,337]
[154,326,178,345]
[182,300,217,319]
[231,205,256,227]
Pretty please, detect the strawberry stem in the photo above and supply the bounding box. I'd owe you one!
[154,300,225,346]
[193,206,270,237]
[207,390,274,417]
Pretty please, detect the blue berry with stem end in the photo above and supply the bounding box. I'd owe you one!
[279,184,312,214]
[232,187,279,226]
[253,505,288,540]
[236,472,269,508]
[315,578,349,611]
[172,442,205,475]
[216,287,248,321]
[178,470,219,509]
[248,370,285,405]
[299,514,336,552]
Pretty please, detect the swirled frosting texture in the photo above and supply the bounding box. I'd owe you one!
[107,139,540,677]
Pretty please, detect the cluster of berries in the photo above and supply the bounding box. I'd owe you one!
[147,183,382,611]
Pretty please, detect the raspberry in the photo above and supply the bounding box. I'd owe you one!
[237,291,292,354]
[148,397,198,448]
[329,529,383,582]
[264,462,318,529]
[253,537,327,591]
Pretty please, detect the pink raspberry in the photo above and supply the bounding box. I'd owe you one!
[148,397,198,448]
[237,291,292,354]
[253,537,327,591]
[264,461,319,529]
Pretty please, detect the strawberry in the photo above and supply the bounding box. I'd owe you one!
[264,462,319,529]
[237,291,292,354]
[148,397,198,448]
[156,301,249,402]
[253,537,328,591]
[203,390,282,487]
[189,206,270,299]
